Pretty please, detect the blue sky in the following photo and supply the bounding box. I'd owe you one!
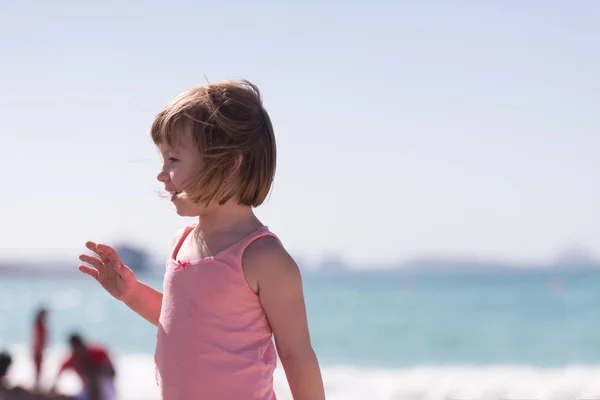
[0,1,598,265]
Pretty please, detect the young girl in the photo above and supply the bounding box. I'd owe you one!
[78,79,326,399]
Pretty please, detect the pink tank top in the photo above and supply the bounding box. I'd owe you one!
[154,225,278,400]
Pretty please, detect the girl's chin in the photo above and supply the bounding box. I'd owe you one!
[172,200,201,217]
[174,208,200,217]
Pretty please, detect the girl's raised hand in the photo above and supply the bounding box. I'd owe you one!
[79,241,139,302]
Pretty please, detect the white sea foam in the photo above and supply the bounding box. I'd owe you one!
[4,347,600,400]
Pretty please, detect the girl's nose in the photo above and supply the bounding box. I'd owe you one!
[157,169,167,182]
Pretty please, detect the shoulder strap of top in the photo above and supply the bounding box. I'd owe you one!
[229,226,281,258]
[170,224,196,260]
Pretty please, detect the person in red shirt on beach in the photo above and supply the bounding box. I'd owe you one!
[51,334,116,400]
[32,307,47,389]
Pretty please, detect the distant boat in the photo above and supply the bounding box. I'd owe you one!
[115,244,150,274]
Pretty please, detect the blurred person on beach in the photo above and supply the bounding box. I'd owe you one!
[78,79,325,399]
[0,350,29,400]
[0,351,72,400]
[31,308,47,389]
[50,334,116,400]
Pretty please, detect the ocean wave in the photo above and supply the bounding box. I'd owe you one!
[4,347,600,400]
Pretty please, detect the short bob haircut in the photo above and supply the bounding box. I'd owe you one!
[151,79,276,207]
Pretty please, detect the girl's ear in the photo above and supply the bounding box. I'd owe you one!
[233,153,243,174]
[225,153,243,183]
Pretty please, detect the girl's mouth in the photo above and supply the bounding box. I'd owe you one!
[170,191,181,201]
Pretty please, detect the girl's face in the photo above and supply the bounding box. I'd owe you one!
[156,130,203,217]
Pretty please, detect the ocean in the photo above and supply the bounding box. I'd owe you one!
[1,268,600,399]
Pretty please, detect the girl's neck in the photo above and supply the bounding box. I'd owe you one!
[195,203,262,235]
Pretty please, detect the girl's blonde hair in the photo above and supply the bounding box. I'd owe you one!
[151,79,276,207]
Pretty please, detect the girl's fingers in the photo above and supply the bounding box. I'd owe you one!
[79,254,104,269]
[85,241,98,253]
[83,242,122,274]
[96,244,122,264]
[79,265,99,279]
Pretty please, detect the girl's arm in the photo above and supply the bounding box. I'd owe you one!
[79,245,163,326]
[80,231,183,326]
[122,229,188,325]
[123,281,163,326]
[245,238,326,400]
